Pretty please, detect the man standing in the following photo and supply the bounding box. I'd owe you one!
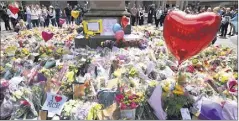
[147,4,154,24]
[220,8,232,38]
[64,4,71,25]
[55,4,62,27]
[131,4,137,26]
[155,7,162,28]
[1,6,11,31]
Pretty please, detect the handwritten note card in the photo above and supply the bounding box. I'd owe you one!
[101,18,117,35]
[180,108,191,120]
[88,22,100,31]
[42,93,67,116]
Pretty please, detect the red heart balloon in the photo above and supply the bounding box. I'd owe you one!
[59,18,66,25]
[121,16,129,28]
[55,95,62,102]
[163,11,220,65]
[42,31,54,42]
[8,5,19,15]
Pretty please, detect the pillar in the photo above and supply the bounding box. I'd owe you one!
[162,0,166,11]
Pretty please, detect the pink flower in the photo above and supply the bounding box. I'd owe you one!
[186,65,195,73]
[130,102,138,109]
[20,100,30,106]
[120,103,127,110]
[115,94,124,103]
[227,78,238,95]
[1,80,9,87]
[128,95,134,100]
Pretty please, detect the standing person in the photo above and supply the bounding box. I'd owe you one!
[228,9,236,36]
[130,4,137,26]
[18,6,24,20]
[76,4,83,25]
[7,5,18,29]
[160,11,167,27]
[42,6,49,27]
[138,8,144,25]
[147,5,154,24]
[1,6,11,31]
[55,4,62,27]
[31,5,39,27]
[212,7,220,45]
[35,4,41,26]
[26,5,32,29]
[229,10,238,36]
[220,8,232,38]
[64,4,71,25]
[70,6,74,25]
[155,7,162,28]
[48,5,56,26]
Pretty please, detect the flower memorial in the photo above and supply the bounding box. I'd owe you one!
[0,18,238,121]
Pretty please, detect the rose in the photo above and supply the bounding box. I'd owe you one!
[115,94,124,103]
[227,78,238,95]
[120,103,127,110]
[130,102,138,109]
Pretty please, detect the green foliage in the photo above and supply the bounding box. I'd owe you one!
[162,95,194,119]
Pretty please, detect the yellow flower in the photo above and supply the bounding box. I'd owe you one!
[22,48,30,55]
[222,90,229,95]
[113,68,123,77]
[0,66,4,72]
[233,72,238,79]
[192,58,198,65]
[219,73,230,83]
[13,90,23,99]
[174,85,183,92]
[173,90,184,95]
[66,71,75,82]
[163,86,170,92]
[149,80,158,87]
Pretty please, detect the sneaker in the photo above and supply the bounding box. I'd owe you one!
[219,34,223,36]
[227,33,231,35]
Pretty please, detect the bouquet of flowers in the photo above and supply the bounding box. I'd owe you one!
[115,90,145,110]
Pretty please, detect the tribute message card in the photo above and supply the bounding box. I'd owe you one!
[42,92,67,116]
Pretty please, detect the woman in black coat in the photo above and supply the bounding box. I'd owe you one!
[147,6,154,24]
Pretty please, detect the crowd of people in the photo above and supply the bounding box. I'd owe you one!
[0,3,87,32]
[127,4,238,39]
[0,2,238,40]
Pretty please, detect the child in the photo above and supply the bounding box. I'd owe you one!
[14,19,26,33]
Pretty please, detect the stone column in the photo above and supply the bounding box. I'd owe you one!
[180,0,184,10]
[185,1,188,7]
[84,1,131,33]
[162,0,166,11]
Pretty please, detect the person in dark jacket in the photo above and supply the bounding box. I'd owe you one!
[138,8,144,25]
[159,11,167,27]
[18,6,24,21]
[1,6,11,31]
[64,4,71,25]
[55,4,62,27]
[147,5,154,24]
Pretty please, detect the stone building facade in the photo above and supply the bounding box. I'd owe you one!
[127,1,237,12]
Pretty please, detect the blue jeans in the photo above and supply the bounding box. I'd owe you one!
[27,18,32,29]
[66,16,71,24]
[75,16,82,25]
